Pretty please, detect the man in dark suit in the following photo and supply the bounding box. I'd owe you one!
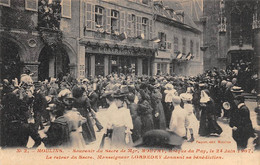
[230,95,255,150]
[88,84,103,132]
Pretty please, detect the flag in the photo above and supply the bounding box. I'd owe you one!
[151,37,161,43]
[186,52,192,60]
[176,52,183,59]
[119,32,127,40]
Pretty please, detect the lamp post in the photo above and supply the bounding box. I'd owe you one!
[252,0,260,105]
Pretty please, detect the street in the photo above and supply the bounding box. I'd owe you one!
[28,100,259,151]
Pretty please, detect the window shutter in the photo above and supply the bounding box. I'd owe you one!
[120,11,125,33]
[0,0,10,7]
[91,4,95,30]
[149,19,153,40]
[136,16,141,36]
[25,0,38,11]
[127,13,132,36]
[103,7,107,30]
[85,3,93,30]
[62,0,71,18]
[106,8,111,33]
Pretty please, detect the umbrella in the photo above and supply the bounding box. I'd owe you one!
[134,129,184,148]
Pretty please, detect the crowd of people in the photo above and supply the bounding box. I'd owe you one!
[0,66,258,150]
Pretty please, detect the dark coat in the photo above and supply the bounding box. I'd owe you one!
[138,99,154,135]
[128,102,142,142]
[150,90,166,130]
[73,96,96,144]
[88,91,99,112]
[230,104,255,141]
[44,116,70,148]
[199,99,223,136]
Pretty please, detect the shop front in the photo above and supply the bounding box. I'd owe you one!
[84,42,154,77]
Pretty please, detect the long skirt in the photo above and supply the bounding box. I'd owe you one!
[69,130,86,149]
[100,126,133,149]
[81,114,96,144]
[199,110,222,136]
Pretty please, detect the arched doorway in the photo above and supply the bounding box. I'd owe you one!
[38,45,70,81]
[0,39,22,82]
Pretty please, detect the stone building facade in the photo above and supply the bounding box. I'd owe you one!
[0,0,80,82]
[79,0,155,78]
[153,0,203,76]
[202,0,260,72]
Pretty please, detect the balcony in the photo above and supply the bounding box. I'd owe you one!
[83,30,154,49]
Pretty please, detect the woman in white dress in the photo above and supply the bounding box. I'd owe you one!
[168,96,189,139]
[100,86,133,149]
[180,88,198,142]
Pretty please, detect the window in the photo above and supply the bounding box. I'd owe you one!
[0,0,10,7]
[182,38,186,54]
[25,0,38,11]
[158,32,166,50]
[132,14,136,37]
[196,42,199,59]
[95,6,103,27]
[142,17,148,39]
[111,10,119,32]
[61,0,71,18]
[190,40,194,55]
[174,37,179,53]
[231,8,241,45]
[157,63,161,75]
[157,63,167,75]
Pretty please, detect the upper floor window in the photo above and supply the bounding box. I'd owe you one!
[190,40,194,55]
[231,7,241,45]
[182,38,186,54]
[196,42,200,59]
[173,37,179,53]
[158,32,166,50]
[111,10,119,32]
[61,0,71,18]
[95,6,103,27]
[0,0,10,7]
[132,14,136,37]
[25,0,38,11]
[142,17,148,39]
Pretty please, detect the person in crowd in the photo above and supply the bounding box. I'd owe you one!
[150,83,166,130]
[87,84,103,131]
[138,88,154,136]
[168,96,189,139]
[127,92,142,142]
[199,90,222,136]
[164,83,178,127]
[180,88,198,142]
[229,95,255,150]
[61,89,86,148]
[1,83,41,148]
[192,83,201,120]
[33,82,47,130]
[72,85,96,144]
[100,85,133,148]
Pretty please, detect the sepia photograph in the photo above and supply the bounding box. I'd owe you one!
[0,0,259,164]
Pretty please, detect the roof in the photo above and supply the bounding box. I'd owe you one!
[162,0,202,31]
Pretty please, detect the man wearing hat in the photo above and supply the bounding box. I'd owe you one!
[230,95,255,150]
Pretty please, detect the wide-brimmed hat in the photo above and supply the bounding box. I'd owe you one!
[58,89,74,100]
[180,93,193,102]
[113,85,129,98]
[231,86,244,93]
[134,129,184,148]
